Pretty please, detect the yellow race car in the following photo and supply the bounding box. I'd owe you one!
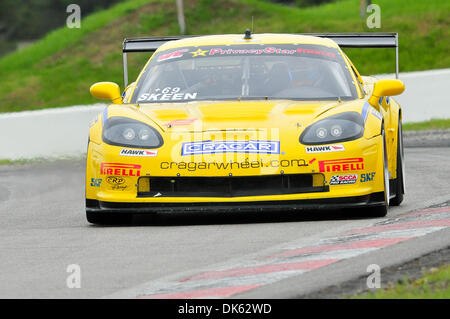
[86,32,405,224]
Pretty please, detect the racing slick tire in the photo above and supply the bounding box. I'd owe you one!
[390,118,405,206]
[86,211,133,225]
[366,127,389,217]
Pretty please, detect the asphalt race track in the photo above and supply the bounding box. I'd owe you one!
[0,148,449,298]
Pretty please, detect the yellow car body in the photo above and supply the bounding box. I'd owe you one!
[85,33,405,223]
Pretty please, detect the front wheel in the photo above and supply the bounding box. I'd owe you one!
[390,118,405,206]
[366,127,389,217]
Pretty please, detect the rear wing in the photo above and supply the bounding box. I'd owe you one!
[122,32,398,87]
[122,37,192,87]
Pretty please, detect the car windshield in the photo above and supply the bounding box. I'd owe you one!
[131,44,358,103]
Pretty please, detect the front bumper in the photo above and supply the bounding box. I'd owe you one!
[86,191,385,213]
[86,134,385,210]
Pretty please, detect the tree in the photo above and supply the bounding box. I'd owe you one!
[176,0,186,35]
[360,0,372,18]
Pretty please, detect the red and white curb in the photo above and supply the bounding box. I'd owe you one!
[107,205,450,299]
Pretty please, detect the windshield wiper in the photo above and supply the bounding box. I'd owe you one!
[241,57,250,97]
[238,96,269,101]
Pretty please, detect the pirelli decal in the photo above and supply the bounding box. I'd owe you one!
[318,158,364,173]
[100,163,141,176]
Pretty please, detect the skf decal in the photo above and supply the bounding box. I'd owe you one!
[329,174,358,185]
[318,158,364,172]
[100,163,141,176]
[90,178,102,187]
[305,144,345,153]
[361,172,376,182]
[120,149,158,157]
[181,140,280,156]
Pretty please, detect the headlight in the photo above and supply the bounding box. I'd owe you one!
[300,112,364,145]
[102,117,163,148]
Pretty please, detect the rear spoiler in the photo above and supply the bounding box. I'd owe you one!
[122,32,398,87]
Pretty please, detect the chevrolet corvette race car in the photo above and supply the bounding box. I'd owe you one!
[86,32,405,224]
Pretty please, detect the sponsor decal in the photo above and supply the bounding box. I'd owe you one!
[105,176,128,190]
[137,92,197,102]
[181,140,280,156]
[156,45,338,62]
[371,109,382,120]
[111,185,127,191]
[102,107,108,125]
[90,178,102,187]
[157,49,188,62]
[100,163,141,176]
[89,115,99,128]
[329,174,358,185]
[120,149,158,157]
[318,158,364,172]
[164,119,197,127]
[309,158,317,164]
[106,176,126,185]
[361,172,376,182]
[362,102,371,123]
[190,49,209,57]
[305,144,345,153]
[160,158,307,171]
[207,47,336,58]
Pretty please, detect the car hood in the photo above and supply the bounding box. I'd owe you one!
[135,99,364,136]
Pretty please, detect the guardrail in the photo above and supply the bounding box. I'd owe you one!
[0,104,105,159]
[0,69,449,160]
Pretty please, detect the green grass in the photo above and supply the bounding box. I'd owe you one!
[0,158,49,166]
[0,0,449,113]
[0,155,86,166]
[0,159,30,165]
[403,118,450,131]
[353,264,450,299]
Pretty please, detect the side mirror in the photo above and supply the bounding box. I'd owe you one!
[90,82,123,104]
[368,79,405,106]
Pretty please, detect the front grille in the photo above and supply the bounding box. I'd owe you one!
[137,174,328,197]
